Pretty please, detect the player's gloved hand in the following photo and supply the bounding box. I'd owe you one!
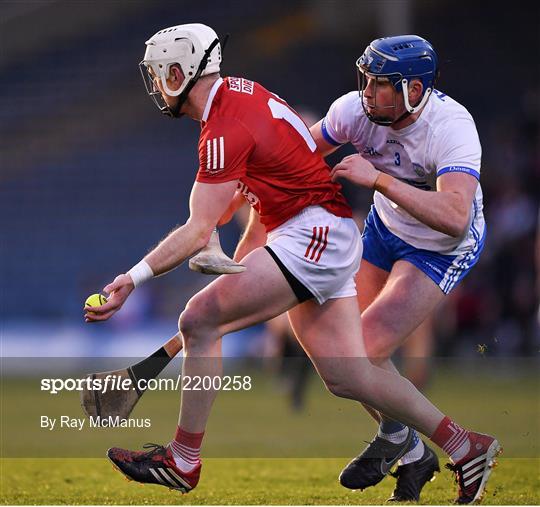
[84,274,134,322]
[330,154,380,188]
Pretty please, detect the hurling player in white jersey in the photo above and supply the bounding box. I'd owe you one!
[311,35,487,501]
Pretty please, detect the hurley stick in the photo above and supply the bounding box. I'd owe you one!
[80,333,183,420]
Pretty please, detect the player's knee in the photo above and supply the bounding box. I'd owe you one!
[362,310,399,363]
[178,309,195,343]
[322,369,369,401]
[324,378,353,399]
[365,339,394,365]
[178,296,211,343]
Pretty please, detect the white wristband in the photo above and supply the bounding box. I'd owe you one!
[127,260,154,287]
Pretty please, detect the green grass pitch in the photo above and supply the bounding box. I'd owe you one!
[1,457,538,504]
[1,358,539,504]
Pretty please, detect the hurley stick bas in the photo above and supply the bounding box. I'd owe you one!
[80,333,183,419]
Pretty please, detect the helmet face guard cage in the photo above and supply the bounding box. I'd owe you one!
[139,37,221,118]
[139,62,171,115]
[357,67,399,127]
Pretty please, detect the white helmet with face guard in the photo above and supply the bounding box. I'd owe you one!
[139,23,222,117]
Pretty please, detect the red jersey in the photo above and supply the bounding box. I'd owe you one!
[195,77,352,231]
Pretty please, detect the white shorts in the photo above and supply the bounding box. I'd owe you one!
[266,206,362,304]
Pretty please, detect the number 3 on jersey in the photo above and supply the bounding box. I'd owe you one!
[394,152,401,166]
[267,98,317,152]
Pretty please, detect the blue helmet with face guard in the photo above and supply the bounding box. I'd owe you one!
[357,35,439,125]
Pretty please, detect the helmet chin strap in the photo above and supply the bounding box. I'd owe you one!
[365,112,394,126]
[390,78,432,126]
[401,78,432,114]
[163,37,221,118]
[366,109,410,127]
[390,108,412,126]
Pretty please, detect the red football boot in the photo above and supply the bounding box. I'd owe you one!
[107,443,201,493]
[445,433,502,504]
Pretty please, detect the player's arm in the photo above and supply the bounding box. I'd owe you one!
[310,119,342,157]
[331,154,477,237]
[384,171,477,237]
[85,180,238,322]
[311,93,359,157]
[233,207,267,262]
[145,180,239,273]
[217,190,245,226]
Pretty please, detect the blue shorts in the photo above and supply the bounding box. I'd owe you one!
[362,207,485,294]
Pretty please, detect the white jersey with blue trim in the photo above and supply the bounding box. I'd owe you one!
[322,89,485,256]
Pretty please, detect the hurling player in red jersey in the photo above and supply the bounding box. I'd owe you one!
[85,24,500,503]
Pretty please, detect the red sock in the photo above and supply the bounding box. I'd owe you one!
[169,426,204,472]
[430,416,471,463]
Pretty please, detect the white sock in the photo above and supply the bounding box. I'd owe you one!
[400,437,425,465]
[169,441,200,473]
[378,426,410,444]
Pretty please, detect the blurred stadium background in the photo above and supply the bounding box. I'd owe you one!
[2,0,538,359]
[1,0,538,407]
